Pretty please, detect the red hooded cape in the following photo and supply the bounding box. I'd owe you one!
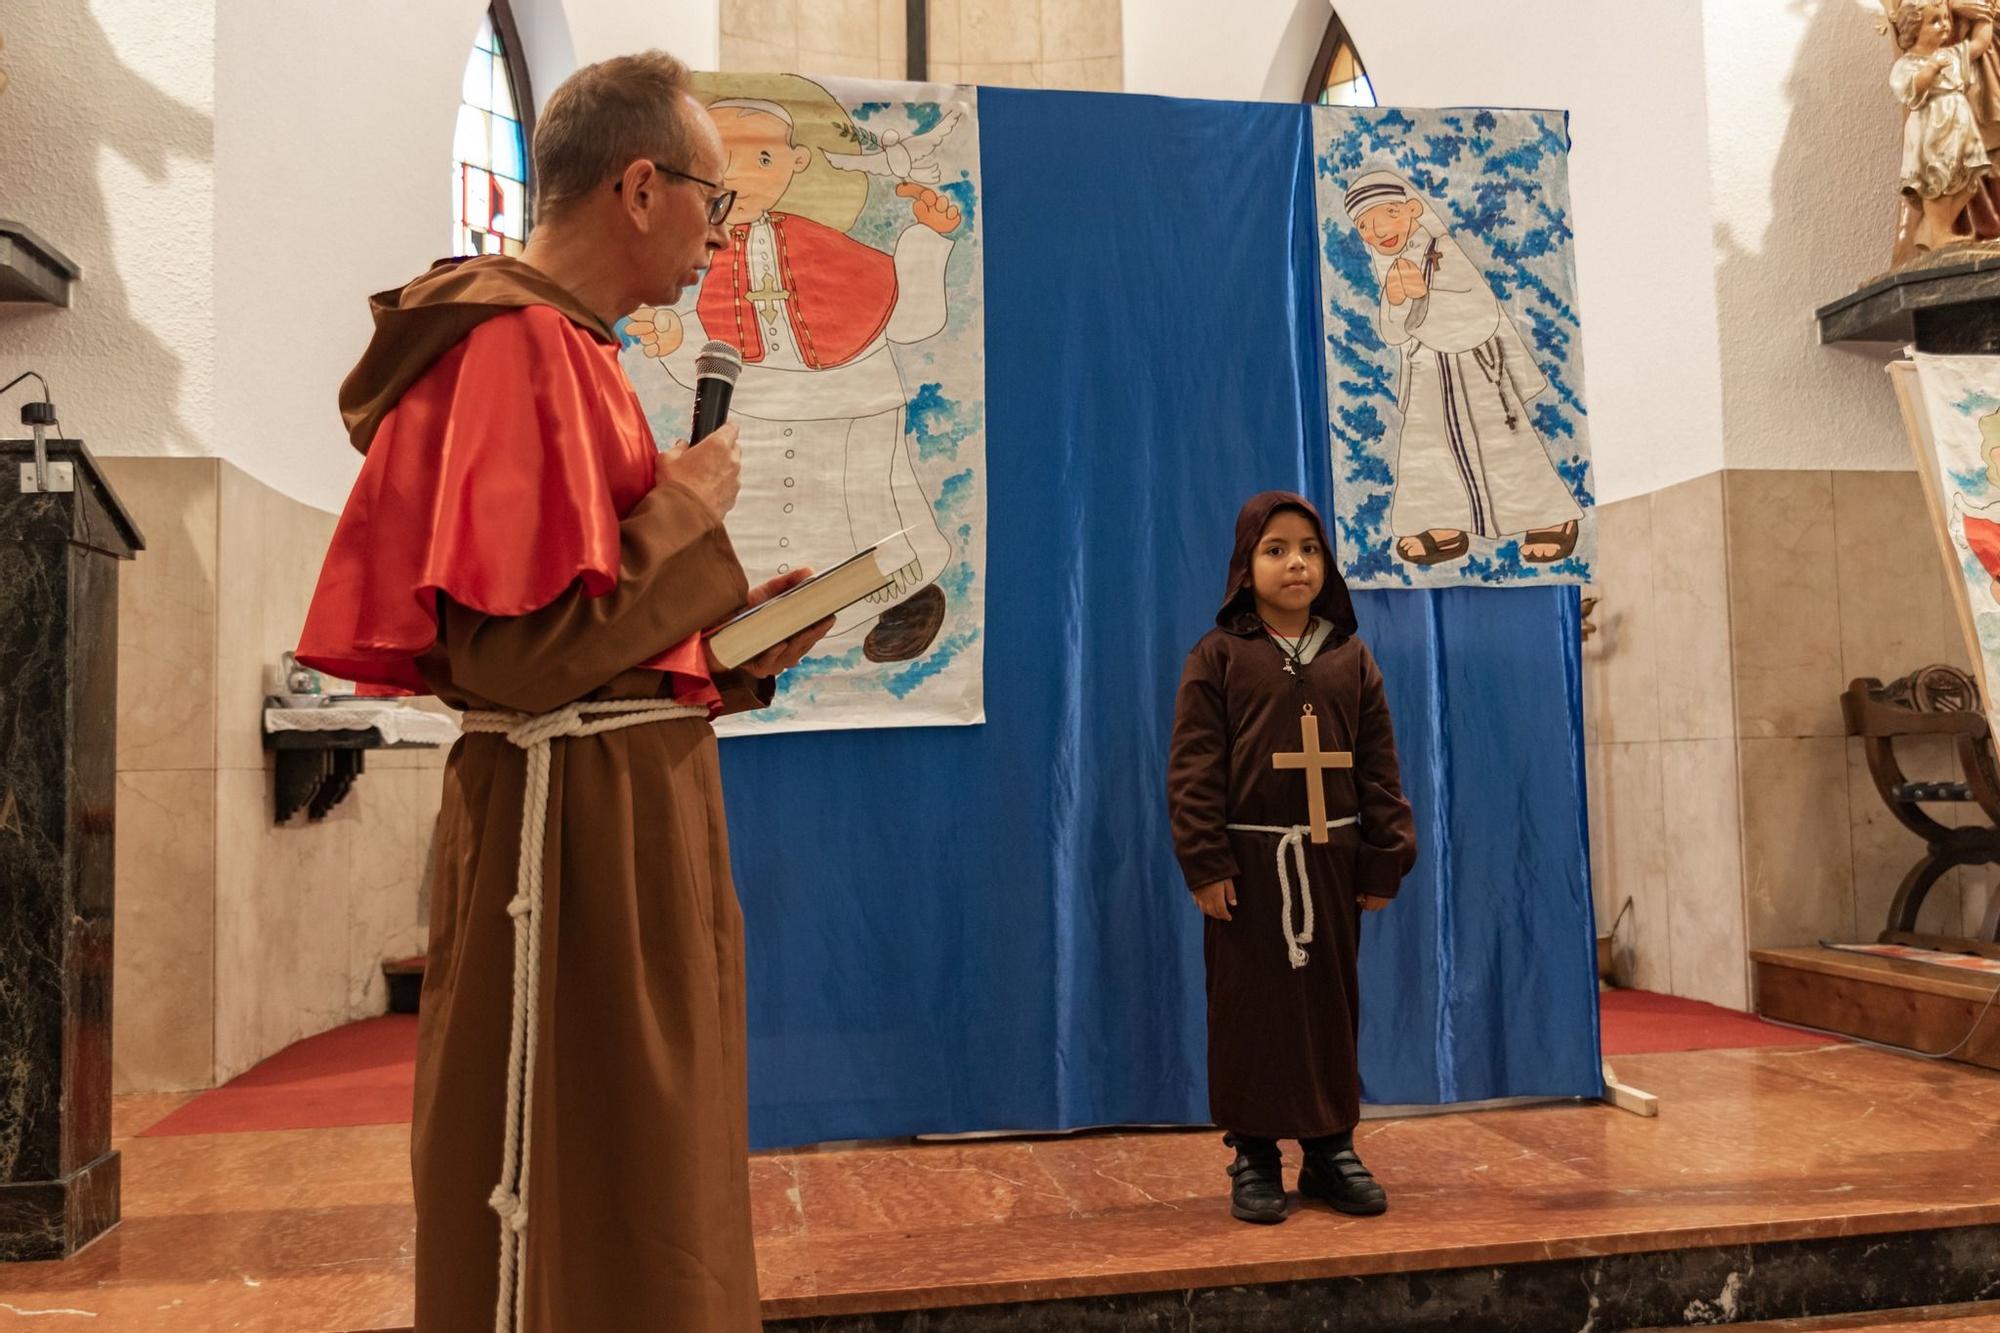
[296,256,717,707]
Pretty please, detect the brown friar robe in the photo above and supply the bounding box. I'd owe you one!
[412,505,771,1331]
[1166,492,1417,1141]
[296,256,775,1330]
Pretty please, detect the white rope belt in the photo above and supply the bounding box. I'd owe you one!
[460,697,707,1333]
[1224,819,1359,970]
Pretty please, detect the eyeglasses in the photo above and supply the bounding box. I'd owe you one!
[614,161,736,226]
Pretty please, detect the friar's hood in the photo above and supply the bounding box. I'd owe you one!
[337,255,618,454]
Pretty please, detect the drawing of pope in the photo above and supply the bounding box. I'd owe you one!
[631,76,965,662]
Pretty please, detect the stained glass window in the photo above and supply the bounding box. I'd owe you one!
[454,8,532,257]
[1308,13,1376,108]
[1316,39,1375,108]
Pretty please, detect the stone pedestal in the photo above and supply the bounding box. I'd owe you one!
[1816,254,2000,351]
[0,438,142,1261]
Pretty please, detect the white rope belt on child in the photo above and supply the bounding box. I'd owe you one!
[460,697,707,1333]
[1224,818,1359,970]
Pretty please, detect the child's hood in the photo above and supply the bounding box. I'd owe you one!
[1216,491,1359,640]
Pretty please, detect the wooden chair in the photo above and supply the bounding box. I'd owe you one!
[1843,664,2000,958]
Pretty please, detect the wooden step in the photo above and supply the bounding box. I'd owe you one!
[1751,947,2000,1073]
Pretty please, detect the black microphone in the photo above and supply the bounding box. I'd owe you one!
[691,340,744,444]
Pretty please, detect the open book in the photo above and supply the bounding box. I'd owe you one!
[706,533,913,670]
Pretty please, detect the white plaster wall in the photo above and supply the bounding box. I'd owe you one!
[211,1,495,513]
[1121,0,1328,104]
[0,0,216,458]
[5,0,720,514]
[207,0,720,513]
[1123,0,1729,504]
[567,0,720,71]
[1703,0,1907,472]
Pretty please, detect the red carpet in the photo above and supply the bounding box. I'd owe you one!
[1599,987,1842,1055]
[141,1015,418,1138]
[134,992,1835,1138]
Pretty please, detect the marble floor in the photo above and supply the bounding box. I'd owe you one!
[0,1044,1995,1330]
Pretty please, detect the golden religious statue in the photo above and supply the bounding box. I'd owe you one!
[1885,0,2000,266]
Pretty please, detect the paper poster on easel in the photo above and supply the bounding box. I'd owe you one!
[1900,353,2000,740]
[619,73,987,736]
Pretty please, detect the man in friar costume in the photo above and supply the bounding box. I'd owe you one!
[629,79,963,662]
[298,52,828,1332]
[1345,170,1583,569]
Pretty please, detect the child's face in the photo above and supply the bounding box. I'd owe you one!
[1249,511,1325,620]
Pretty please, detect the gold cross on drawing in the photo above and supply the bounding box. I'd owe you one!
[745,273,791,325]
[1271,704,1352,844]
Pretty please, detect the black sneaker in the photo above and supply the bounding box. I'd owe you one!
[1298,1143,1387,1216]
[1223,1134,1287,1225]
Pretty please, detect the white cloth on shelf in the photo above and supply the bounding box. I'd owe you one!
[263,703,462,747]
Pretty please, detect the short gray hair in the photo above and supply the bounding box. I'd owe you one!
[532,50,696,218]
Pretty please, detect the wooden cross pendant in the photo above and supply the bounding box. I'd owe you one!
[1271,704,1353,843]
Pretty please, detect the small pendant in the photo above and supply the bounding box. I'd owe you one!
[1283,660,1297,676]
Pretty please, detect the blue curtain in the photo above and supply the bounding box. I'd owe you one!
[722,89,1599,1150]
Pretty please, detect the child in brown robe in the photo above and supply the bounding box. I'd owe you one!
[1167,491,1418,1224]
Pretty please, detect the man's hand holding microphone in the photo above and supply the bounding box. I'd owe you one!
[656,340,834,677]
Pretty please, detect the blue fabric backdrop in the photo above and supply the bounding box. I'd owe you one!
[721,89,1600,1150]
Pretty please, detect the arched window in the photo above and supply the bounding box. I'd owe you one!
[1303,10,1375,107]
[454,3,535,257]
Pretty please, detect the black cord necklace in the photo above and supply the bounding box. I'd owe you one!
[1260,616,1316,677]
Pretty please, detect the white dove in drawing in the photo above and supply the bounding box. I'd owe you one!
[823,108,965,184]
